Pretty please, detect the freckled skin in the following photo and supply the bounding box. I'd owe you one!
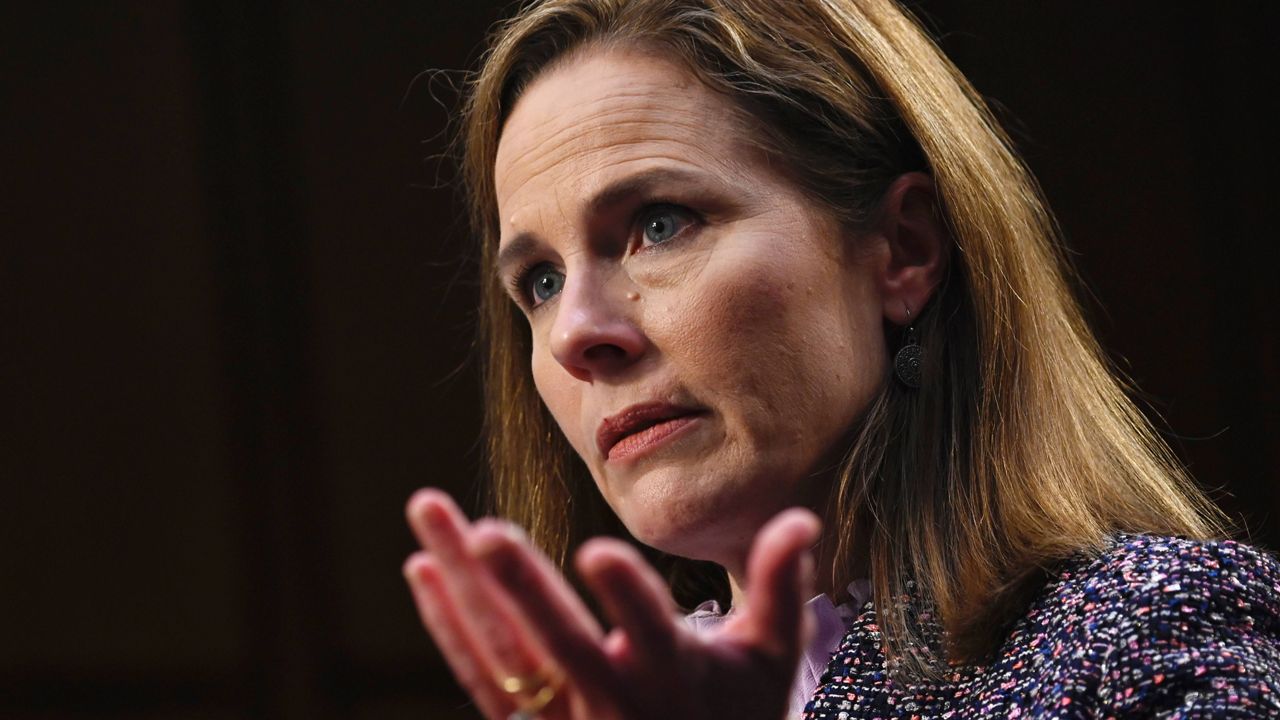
[494,48,888,582]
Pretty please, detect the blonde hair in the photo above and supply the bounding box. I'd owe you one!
[458,0,1229,675]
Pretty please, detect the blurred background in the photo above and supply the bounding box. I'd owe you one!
[2,1,1276,718]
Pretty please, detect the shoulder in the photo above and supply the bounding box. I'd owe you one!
[1030,533,1280,639]
[1054,533,1280,631]
[1036,533,1280,717]
[1018,532,1280,657]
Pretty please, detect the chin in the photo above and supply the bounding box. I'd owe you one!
[604,464,776,565]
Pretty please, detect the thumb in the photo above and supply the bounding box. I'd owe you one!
[740,508,821,661]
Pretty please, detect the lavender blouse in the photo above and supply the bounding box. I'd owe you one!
[683,579,872,718]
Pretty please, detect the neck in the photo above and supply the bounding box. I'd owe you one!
[723,505,855,613]
[729,571,746,610]
[720,441,868,611]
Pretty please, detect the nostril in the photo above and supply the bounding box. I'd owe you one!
[583,343,629,362]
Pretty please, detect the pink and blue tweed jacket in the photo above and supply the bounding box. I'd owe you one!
[804,534,1280,719]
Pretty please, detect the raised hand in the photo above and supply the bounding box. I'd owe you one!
[403,489,820,720]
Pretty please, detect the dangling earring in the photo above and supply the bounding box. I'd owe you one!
[894,304,922,389]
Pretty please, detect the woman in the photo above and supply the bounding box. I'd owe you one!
[403,1,1280,718]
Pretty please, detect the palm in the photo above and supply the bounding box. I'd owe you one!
[404,490,818,720]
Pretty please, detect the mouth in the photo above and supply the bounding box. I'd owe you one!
[596,402,706,463]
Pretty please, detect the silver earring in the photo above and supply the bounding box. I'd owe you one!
[894,305,922,389]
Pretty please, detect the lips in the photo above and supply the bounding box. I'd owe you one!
[597,402,703,462]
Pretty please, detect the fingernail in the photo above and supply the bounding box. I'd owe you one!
[470,528,506,558]
[402,553,432,582]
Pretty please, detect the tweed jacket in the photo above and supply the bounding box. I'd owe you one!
[804,534,1280,719]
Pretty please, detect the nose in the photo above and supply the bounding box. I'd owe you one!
[547,268,648,382]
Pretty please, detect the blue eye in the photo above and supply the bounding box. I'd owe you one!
[641,206,693,245]
[528,264,565,304]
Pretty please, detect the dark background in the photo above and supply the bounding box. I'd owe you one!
[2,2,1276,718]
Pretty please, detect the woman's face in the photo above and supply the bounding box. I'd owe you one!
[493,48,888,573]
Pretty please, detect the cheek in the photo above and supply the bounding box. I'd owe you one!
[530,347,588,451]
[667,250,860,432]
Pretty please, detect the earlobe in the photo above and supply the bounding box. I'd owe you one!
[875,172,951,325]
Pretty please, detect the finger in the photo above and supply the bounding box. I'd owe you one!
[472,522,620,707]
[406,493,526,654]
[576,537,681,667]
[404,492,553,706]
[405,487,463,552]
[739,508,821,659]
[403,553,510,719]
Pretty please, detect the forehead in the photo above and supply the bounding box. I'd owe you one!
[493,47,754,230]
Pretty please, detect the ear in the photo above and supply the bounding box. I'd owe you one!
[870,172,950,325]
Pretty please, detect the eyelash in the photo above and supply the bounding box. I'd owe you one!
[507,200,703,309]
[505,259,544,305]
[637,200,700,249]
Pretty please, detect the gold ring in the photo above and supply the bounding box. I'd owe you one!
[500,669,560,720]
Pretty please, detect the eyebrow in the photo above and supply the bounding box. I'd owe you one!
[495,166,712,282]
